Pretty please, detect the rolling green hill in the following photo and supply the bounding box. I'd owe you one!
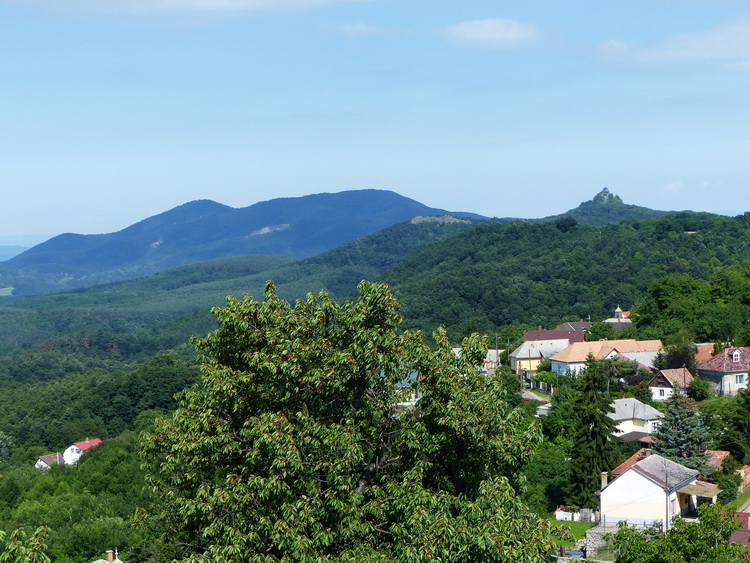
[0,216,481,360]
[383,212,750,337]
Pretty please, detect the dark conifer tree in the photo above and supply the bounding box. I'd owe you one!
[567,356,618,508]
[653,392,710,471]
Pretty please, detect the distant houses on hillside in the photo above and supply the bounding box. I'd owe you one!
[34,438,102,470]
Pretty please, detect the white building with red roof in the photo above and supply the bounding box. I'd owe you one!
[63,438,103,466]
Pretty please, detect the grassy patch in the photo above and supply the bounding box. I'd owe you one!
[728,484,750,511]
[0,287,13,297]
[547,517,595,547]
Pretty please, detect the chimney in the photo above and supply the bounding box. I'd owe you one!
[106,551,114,563]
[601,471,608,489]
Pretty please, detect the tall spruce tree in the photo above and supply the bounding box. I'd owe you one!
[653,392,710,471]
[567,356,618,508]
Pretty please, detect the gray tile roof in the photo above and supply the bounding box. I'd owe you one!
[609,397,664,422]
[633,453,698,489]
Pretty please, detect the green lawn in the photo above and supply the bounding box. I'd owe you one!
[547,517,595,547]
[728,484,750,512]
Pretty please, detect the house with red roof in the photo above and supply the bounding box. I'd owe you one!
[63,438,102,466]
[697,347,750,396]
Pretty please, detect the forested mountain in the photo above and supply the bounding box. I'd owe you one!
[0,216,482,359]
[383,212,750,337]
[541,187,671,225]
[0,190,481,297]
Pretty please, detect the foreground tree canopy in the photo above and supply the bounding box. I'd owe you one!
[141,281,555,561]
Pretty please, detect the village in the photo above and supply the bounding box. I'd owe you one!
[460,306,750,560]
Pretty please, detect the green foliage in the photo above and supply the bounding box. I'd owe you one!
[611,503,750,562]
[636,264,750,345]
[567,358,618,508]
[141,281,556,561]
[585,322,616,342]
[720,389,750,463]
[688,375,712,401]
[652,393,710,471]
[0,526,50,562]
[386,212,750,337]
[0,439,150,562]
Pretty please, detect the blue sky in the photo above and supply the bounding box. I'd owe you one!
[2,0,750,241]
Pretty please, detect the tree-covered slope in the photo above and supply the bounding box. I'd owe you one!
[382,212,750,337]
[0,216,481,359]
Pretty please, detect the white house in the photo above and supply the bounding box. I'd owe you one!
[647,368,694,401]
[549,339,663,376]
[34,452,64,470]
[600,453,719,528]
[63,438,102,466]
[608,397,663,437]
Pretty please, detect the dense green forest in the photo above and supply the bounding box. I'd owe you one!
[385,212,750,336]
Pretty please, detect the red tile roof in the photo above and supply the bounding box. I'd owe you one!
[659,367,694,388]
[73,438,102,452]
[612,448,652,476]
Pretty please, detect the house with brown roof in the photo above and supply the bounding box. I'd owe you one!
[549,339,663,376]
[555,321,592,333]
[34,452,64,471]
[647,367,694,401]
[600,453,719,528]
[697,347,750,396]
[522,329,585,344]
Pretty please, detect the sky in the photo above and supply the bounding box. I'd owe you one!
[2,0,750,243]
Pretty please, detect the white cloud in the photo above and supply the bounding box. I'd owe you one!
[602,21,750,70]
[4,0,367,14]
[442,18,540,50]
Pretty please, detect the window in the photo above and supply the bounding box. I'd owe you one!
[659,389,665,397]
[737,374,745,385]
[734,350,741,362]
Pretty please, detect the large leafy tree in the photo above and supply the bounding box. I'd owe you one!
[141,281,555,561]
[652,393,710,471]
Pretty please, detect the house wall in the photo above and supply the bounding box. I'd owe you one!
[615,418,660,436]
[698,369,749,397]
[650,387,675,402]
[551,360,586,376]
[512,357,542,374]
[601,471,677,527]
[720,373,749,396]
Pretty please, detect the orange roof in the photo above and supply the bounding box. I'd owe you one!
[659,368,694,388]
[612,448,652,476]
[706,450,730,471]
[550,339,663,363]
[694,343,715,365]
[73,438,102,452]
